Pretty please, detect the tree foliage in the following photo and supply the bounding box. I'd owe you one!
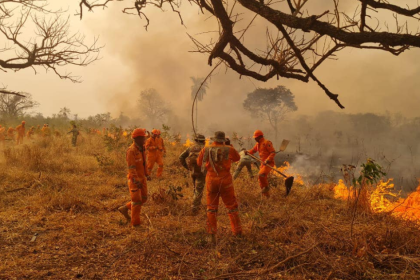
[244,85,297,143]
[58,107,71,119]
[244,86,297,125]
[87,113,112,127]
[0,92,39,118]
[138,88,170,124]
[190,76,208,102]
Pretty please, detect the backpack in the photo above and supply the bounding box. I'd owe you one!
[186,145,204,175]
[201,146,231,175]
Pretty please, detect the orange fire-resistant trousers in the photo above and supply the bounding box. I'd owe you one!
[258,163,274,197]
[147,151,163,178]
[16,134,24,145]
[125,178,148,226]
[206,175,242,236]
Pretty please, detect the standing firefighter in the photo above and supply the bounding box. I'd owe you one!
[7,127,15,141]
[145,129,166,178]
[179,134,207,214]
[247,130,276,198]
[16,121,26,145]
[197,131,242,244]
[118,128,150,226]
[0,125,5,146]
[68,124,80,147]
[233,148,260,180]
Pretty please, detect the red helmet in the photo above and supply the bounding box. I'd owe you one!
[253,130,264,138]
[22,121,26,124]
[132,128,146,139]
[152,129,160,135]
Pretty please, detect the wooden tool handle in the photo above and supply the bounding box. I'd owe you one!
[247,152,288,178]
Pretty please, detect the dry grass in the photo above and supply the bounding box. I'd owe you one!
[1,135,420,279]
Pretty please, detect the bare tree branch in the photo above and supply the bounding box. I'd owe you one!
[78,0,420,108]
[0,88,26,97]
[0,0,101,91]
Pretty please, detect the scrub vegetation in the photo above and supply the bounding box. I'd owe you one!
[1,132,420,279]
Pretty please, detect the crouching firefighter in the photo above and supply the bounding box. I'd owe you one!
[233,148,260,180]
[179,134,207,215]
[197,131,242,244]
[118,128,151,226]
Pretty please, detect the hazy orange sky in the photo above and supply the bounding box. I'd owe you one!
[1,0,419,120]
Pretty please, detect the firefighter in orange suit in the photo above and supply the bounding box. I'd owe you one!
[118,128,151,226]
[197,131,242,244]
[27,126,35,140]
[247,130,276,198]
[0,125,5,146]
[145,129,165,178]
[16,121,26,145]
[7,127,15,141]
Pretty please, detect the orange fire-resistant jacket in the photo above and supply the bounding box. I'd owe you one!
[41,126,51,137]
[27,128,34,139]
[145,137,166,154]
[16,124,25,137]
[197,142,240,178]
[248,137,276,164]
[7,127,15,137]
[0,126,5,140]
[127,143,148,184]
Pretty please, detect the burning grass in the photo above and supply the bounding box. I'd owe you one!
[1,135,420,279]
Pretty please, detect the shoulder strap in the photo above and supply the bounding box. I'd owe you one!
[201,147,210,173]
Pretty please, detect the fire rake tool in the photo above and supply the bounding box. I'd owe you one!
[247,152,294,196]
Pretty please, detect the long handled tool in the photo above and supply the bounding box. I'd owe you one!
[277,139,290,154]
[247,153,294,196]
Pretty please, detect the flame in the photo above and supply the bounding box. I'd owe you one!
[392,185,420,222]
[333,179,355,200]
[332,179,420,223]
[183,136,210,147]
[370,179,398,213]
[184,138,193,147]
[276,161,304,185]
